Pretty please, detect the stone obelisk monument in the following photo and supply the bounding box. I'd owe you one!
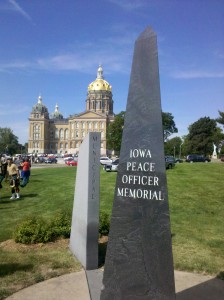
[70,132,101,270]
[101,27,176,299]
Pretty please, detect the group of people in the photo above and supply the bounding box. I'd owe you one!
[0,156,31,200]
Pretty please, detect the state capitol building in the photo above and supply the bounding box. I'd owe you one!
[28,66,115,155]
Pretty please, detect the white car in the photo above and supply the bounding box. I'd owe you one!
[64,157,74,162]
[104,158,119,172]
[100,157,112,165]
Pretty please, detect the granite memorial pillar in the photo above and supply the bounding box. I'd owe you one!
[70,132,101,270]
[101,27,176,299]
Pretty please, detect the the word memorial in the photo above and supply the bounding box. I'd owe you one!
[117,148,164,201]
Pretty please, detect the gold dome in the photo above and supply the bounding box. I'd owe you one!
[88,65,112,92]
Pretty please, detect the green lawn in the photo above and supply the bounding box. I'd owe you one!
[167,163,224,277]
[0,163,224,298]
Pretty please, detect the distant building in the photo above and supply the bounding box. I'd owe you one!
[28,65,115,155]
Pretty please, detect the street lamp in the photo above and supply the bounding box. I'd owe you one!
[179,143,183,159]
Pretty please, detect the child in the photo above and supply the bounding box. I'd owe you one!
[6,157,20,199]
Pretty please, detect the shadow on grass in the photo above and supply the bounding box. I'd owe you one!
[0,194,38,203]
[20,193,38,198]
[0,263,33,277]
[29,179,42,182]
[98,240,108,268]
[217,271,224,280]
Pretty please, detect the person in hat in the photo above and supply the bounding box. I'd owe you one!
[6,157,20,199]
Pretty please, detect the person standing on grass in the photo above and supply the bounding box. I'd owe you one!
[6,157,20,199]
[0,157,7,193]
[20,158,31,187]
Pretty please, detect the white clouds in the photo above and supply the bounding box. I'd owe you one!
[37,50,130,75]
[0,30,134,75]
[0,0,33,23]
[170,70,224,79]
[0,60,33,73]
[8,0,32,22]
[0,104,30,116]
[214,50,224,59]
[108,0,147,10]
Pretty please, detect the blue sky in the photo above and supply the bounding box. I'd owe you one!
[0,0,223,145]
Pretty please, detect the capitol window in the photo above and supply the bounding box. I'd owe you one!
[59,129,64,139]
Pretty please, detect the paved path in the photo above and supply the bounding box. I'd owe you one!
[6,269,224,300]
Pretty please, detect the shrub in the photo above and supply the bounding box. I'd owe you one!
[50,210,71,238]
[13,216,55,244]
[14,210,110,244]
[13,210,71,244]
[99,211,110,236]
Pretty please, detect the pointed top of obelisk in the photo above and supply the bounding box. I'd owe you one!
[137,26,156,41]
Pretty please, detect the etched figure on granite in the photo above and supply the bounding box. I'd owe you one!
[101,27,176,299]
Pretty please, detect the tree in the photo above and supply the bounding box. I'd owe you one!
[164,136,183,157]
[162,112,178,141]
[0,127,20,155]
[107,111,178,153]
[216,111,224,155]
[216,110,224,126]
[107,111,125,152]
[184,117,223,156]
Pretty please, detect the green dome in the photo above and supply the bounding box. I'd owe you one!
[32,96,49,114]
[50,103,63,119]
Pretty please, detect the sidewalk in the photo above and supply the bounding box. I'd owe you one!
[6,269,224,300]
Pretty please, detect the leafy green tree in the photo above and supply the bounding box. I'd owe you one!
[107,111,178,152]
[216,110,224,127]
[164,136,183,157]
[107,111,125,152]
[0,127,20,155]
[184,117,223,156]
[162,112,178,141]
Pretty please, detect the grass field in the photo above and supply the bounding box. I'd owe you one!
[0,162,224,298]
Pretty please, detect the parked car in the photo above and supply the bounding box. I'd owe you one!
[45,157,57,164]
[175,158,183,163]
[104,158,119,172]
[66,160,78,166]
[35,157,45,163]
[165,156,175,169]
[186,154,210,163]
[64,157,74,162]
[100,157,112,165]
